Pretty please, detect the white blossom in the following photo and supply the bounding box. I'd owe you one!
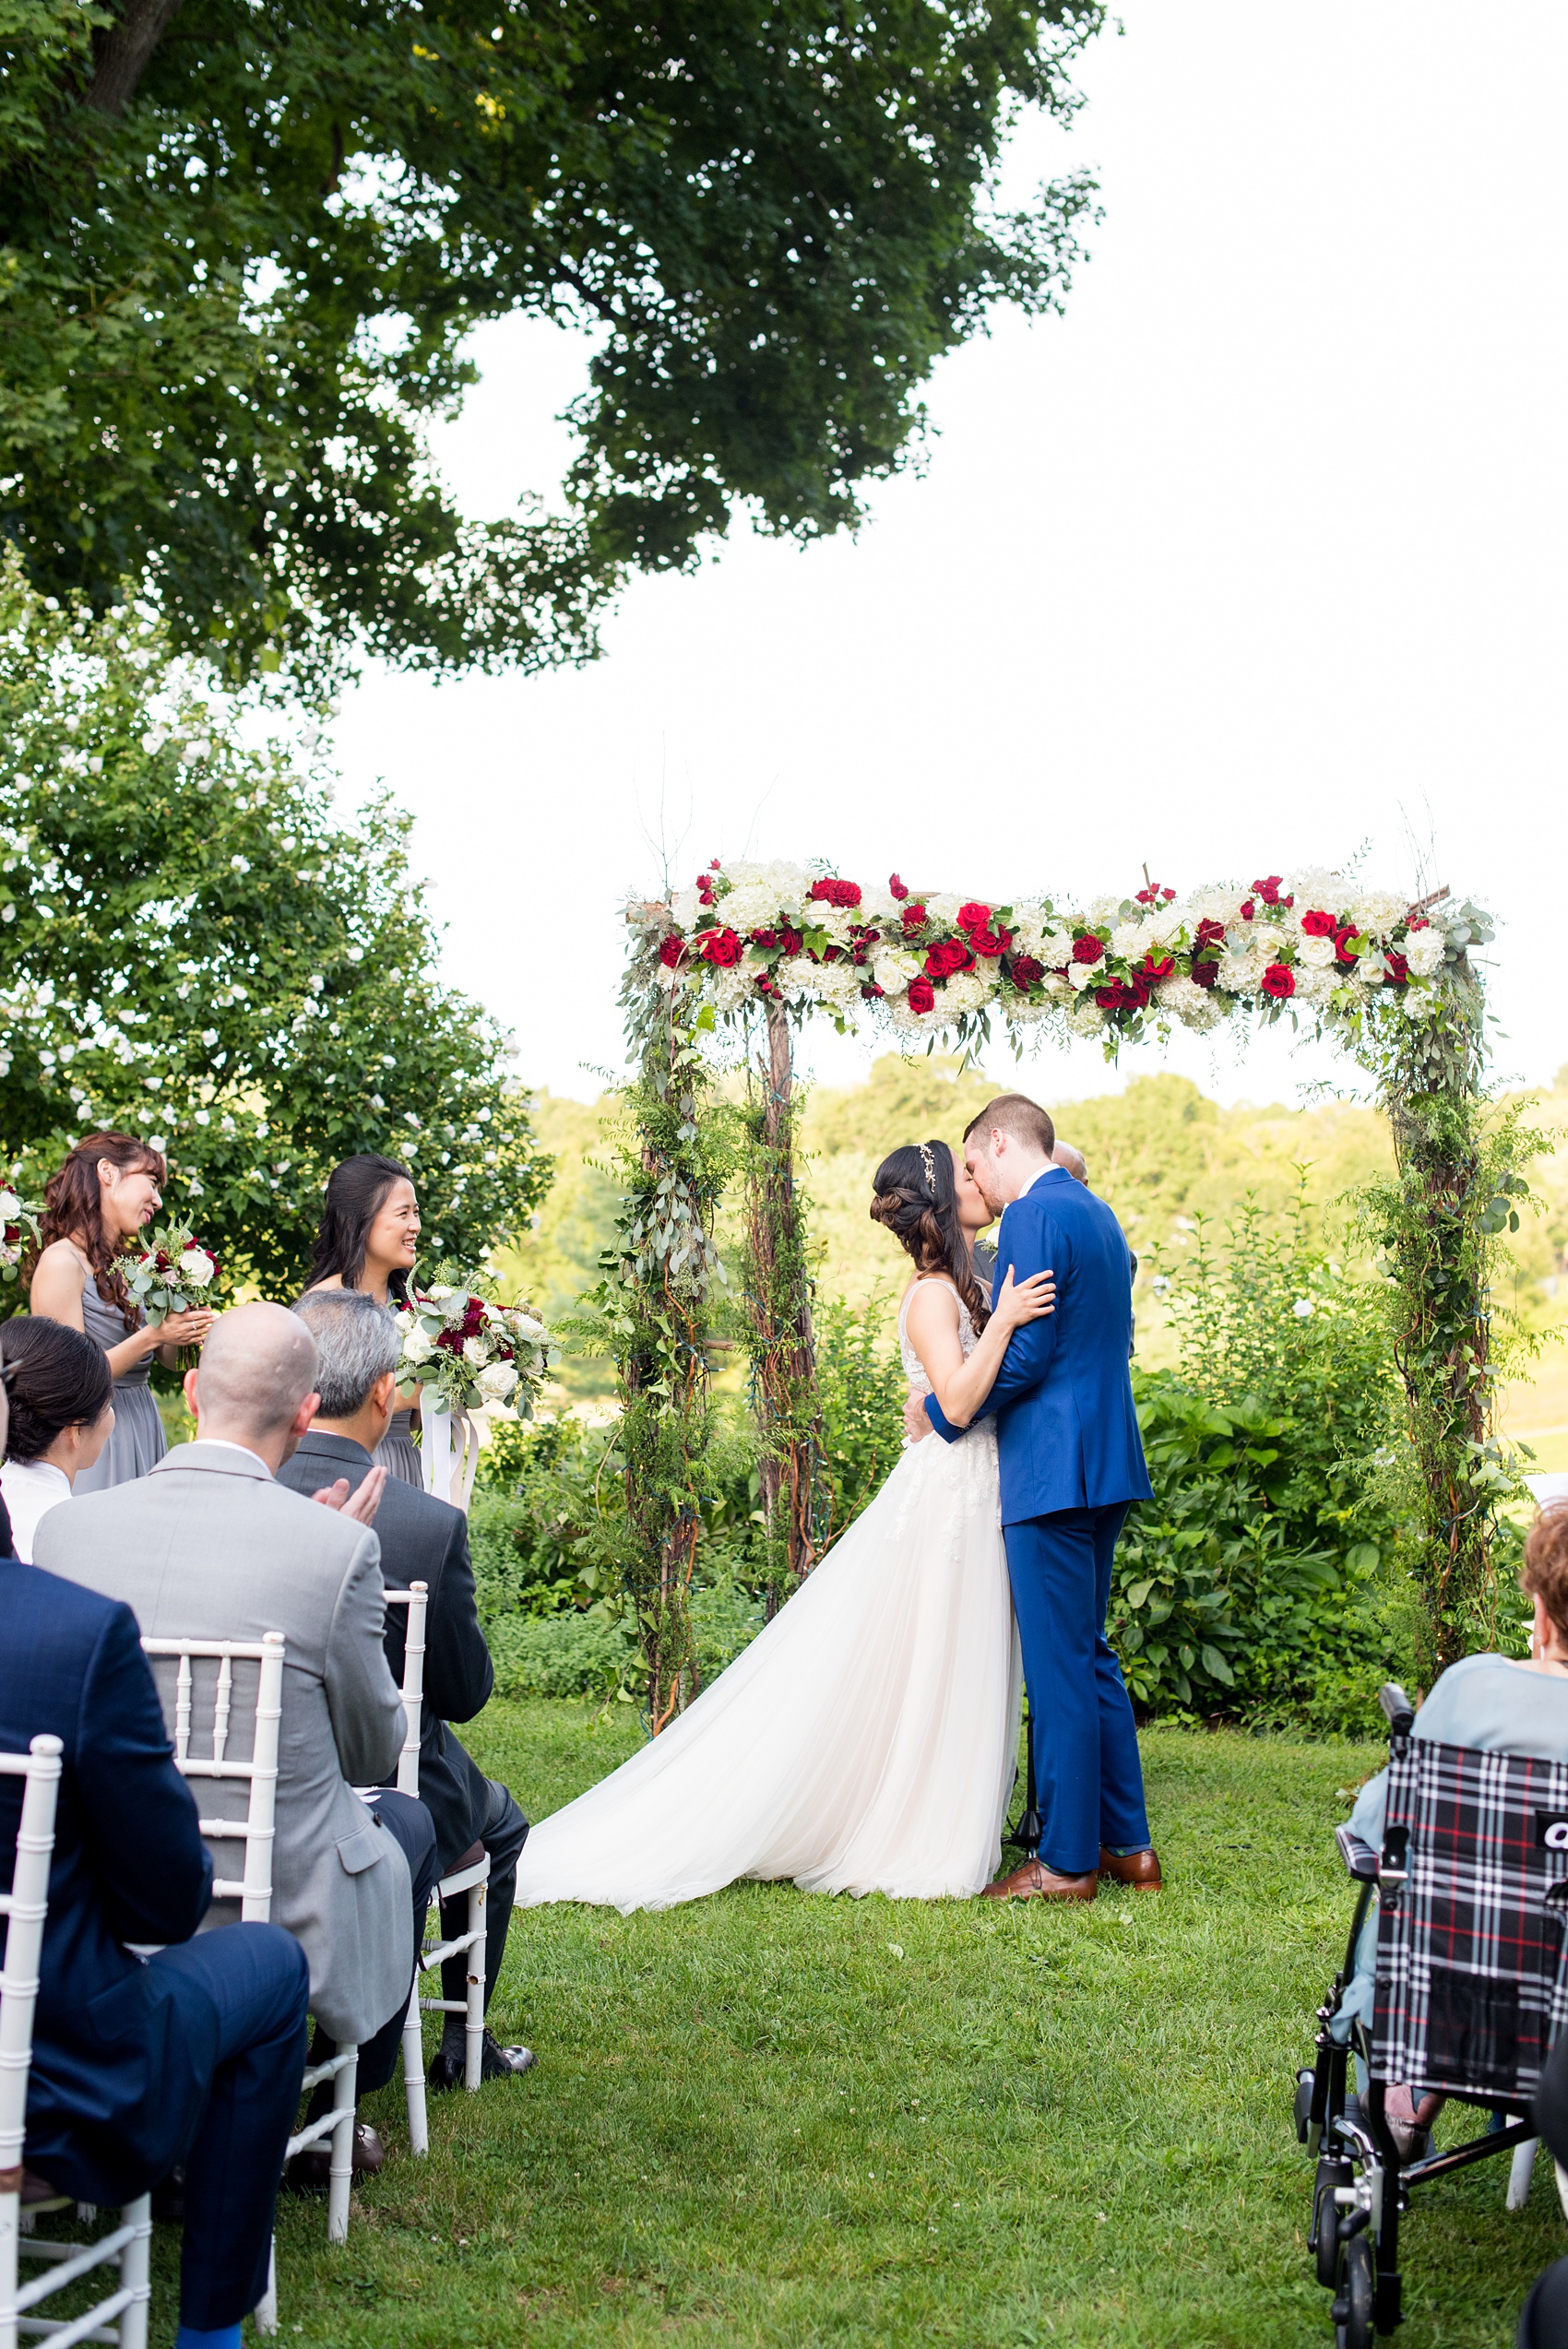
[177,1247,215,1287]
[1403,929,1445,978]
[1296,933,1338,969]
[402,1328,435,1365]
[1067,961,1099,992]
[1155,975,1225,1032]
[477,1361,518,1402]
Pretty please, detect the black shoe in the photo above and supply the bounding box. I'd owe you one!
[428,2030,537,2090]
[285,2120,385,2192]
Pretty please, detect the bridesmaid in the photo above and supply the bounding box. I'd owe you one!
[27,1131,215,1492]
[300,1152,422,1487]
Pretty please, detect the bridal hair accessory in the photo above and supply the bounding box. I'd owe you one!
[918,1143,937,1193]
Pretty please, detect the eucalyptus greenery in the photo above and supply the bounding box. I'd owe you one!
[0,557,547,1295]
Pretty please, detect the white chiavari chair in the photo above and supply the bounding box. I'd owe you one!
[1,1733,153,2349]
[381,1584,489,2158]
[140,1633,356,2336]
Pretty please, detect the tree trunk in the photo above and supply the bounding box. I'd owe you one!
[751,1002,822,1617]
[83,0,186,115]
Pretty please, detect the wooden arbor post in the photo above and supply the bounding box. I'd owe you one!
[743,1002,825,1616]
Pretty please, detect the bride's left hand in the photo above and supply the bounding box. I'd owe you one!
[992,1264,1057,1333]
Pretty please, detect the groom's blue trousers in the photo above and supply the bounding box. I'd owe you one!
[1004,1503,1150,1878]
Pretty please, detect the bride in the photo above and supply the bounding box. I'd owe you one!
[511,1138,1055,1912]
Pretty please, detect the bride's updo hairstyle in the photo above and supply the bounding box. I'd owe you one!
[870,1141,990,1331]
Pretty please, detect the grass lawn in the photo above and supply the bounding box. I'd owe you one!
[133,1704,1567,2343]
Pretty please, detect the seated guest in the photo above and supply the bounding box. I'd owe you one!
[1334,1501,1568,2153]
[0,1315,116,1560]
[34,1300,439,2181]
[0,1375,310,2349]
[282,1288,535,2085]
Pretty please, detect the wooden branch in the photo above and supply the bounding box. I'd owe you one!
[83,0,186,114]
[1408,885,1450,918]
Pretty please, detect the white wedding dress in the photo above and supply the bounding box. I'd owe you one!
[512,1279,1023,1912]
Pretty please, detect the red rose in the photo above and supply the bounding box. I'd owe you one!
[1193,917,1226,948]
[888,873,909,900]
[808,876,862,909]
[908,976,935,1014]
[1071,934,1105,965]
[1139,953,1175,982]
[956,901,992,932]
[1384,951,1408,986]
[780,927,802,956]
[900,904,928,933]
[1333,924,1360,964]
[695,875,717,907]
[861,981,885,1000]
[750,928,778,949]
[1261,963,1295,998]
[699,927,742,967]
[1250,875,1293,908]
[709,858,722,870]
[1299,908,1337,938]
[968,927,1011,958]
[1009,955,1044,991]
[1239,898,1254,921]
[925,939,973,979]
[1096,976,1149,1013]
[658,936,686,968]
[1190,960,1218,988]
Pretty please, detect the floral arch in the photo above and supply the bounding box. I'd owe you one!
[599,860,1503,1732]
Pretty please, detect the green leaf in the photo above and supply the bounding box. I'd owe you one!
[1199,1645,1234,1685]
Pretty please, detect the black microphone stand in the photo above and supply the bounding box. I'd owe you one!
[1002,1702,1042,1857]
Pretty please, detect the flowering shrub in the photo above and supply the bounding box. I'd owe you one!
[638,859,1487,1058]
[125,1222,221,1323]
[397,1266,552,1418]
[0,1183,42,1286]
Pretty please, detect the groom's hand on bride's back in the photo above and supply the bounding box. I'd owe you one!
[904,1388,934,1445]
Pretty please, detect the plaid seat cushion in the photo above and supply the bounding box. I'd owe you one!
[1373,1738,1568,2100]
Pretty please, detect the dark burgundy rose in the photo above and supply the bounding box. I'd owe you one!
[861,981,885,1000]
[750,928,779,949]
[1071,934,1105,965]
[1193,917,1227,948]
[659,936,686,968]
[780,928,803,956]
[1010,956,1044,991]
[1190,960,1218,988]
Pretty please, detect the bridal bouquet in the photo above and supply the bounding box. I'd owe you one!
[125,1222,222,1324]
[396,1267,552,1420]
[0,1183,42,1286]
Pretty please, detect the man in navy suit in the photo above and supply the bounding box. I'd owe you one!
[909,1092,1158,1902]
[0,1492,309,2346]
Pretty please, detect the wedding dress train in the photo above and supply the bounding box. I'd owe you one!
[512,1282,1023,1912]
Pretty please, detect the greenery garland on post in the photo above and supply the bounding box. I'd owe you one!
[581,911,736,1732]
[740,1002,827,1618]
[1354,894,1539,1670]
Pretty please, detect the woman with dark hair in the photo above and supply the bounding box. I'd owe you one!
[0,1315,115,1560]
[513,1135,1054,1914]
[28,1132,214,1491]
[301,1153,422,1485]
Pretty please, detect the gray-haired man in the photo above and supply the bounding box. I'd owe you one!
[280,1288,535,2086]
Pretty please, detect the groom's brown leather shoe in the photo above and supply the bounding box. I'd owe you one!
[1099,1845,1162,1890]
[983,1859,1097,1902]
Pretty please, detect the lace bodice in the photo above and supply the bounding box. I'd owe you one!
[897,1278,979,1396]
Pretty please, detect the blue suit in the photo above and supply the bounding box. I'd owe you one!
[0,1554,309,2331]
[925,1166,1153,1874]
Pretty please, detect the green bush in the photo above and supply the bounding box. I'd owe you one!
[815,1292,909,1548]
[1114,1189,1417,1729]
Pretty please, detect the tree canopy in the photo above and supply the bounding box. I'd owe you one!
[0,0,1101,686]
[0,554,548,1292]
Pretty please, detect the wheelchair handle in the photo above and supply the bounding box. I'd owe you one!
[1379,1681,1416,1737]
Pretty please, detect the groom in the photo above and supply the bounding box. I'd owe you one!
[905,1092,1158,1902]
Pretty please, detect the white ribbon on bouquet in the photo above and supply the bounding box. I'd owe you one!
[420,1404,484,1514]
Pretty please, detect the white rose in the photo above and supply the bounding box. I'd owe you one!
[1358,949,1387,985]
[478,1361,518,1402]
[872,949,920,994]
[509,1311,543,1342]
[177,1247,215,1287]
[1296,934,1337,969]
[402,1327,435,1365]
[0,1190,19,1218]
[461,1335,489,1367]
[1067,961,1098,992]
[427,1284,457,1304]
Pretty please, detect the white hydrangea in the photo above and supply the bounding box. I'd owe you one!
[1087,892,1127,926]
[1288,867,1349,911]
[707,964,754,1013]
[777,955,820,1001]
[670,887,702,931]
[1186,884,1250,928]
[1402,928,1445,978]
[1144,901,1190,947]
[1039,927,1076,967]
[860,886,905,926]
[1296,933,1338,969]
[717,884,783,934]
[1348,888,1409,936]
[939,969,992,1015]
[1155,975,1225,1032]
[1068,995,1108,1037]
[1004,995,1055,1027]
[923,890,966,925]
[1215,946,1265,994]
[1111,919,1150,960]
[887,997,946,1036]
[1290,963,1339,1005]
[1404,983,1437,1021]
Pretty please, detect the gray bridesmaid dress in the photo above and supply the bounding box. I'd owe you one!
[74,1275,167,1492]
[374,1403,422,1489]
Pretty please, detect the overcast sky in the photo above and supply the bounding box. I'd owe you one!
[329,0,1568,1115]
